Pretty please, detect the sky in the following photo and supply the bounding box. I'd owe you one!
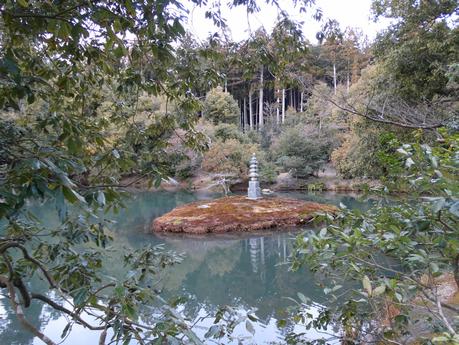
[185,0,393,44]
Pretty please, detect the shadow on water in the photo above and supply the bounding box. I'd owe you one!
[0,190,376,344]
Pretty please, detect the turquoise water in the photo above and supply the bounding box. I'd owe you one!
[0,191,375,345]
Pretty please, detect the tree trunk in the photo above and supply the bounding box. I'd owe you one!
[319,116,322,137]
[346,70,350,94]
[346,58,351,94]
[300,91,304,112]
[333,63,337,95]
[249,92,253,130]
[259,66,264,129]
[281,88,286,123]
[255,97,258,129]
[276,90,280,125]
[243,97,247,131]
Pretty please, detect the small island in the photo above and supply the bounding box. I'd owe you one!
[153,154,336,234]
[152,195,337,234]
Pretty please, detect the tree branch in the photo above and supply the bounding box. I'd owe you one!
[30,293,106,331]
[0,277,56,345]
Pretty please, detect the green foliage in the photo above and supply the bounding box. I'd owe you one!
[259,162,278,184]
[330,63,441,179]
[332,120,411,178]
[213,123,248,143]
[1,0,457,343]
[371,0,458,101]
[292,131,459,343]
[273,126,334,178]
[202,87,240,124]
[201,139,262,179]
[0,1,239,343]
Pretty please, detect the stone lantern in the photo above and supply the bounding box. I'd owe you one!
[247,153,262,200]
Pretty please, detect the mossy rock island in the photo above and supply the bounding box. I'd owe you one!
[152,195,337,234]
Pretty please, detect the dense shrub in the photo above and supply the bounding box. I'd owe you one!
[259,162,278,184]
[213,123,247,143]
[272,126,334,178]
[331,118,418,179]
[201,139,262,179]
[202,86,240,124]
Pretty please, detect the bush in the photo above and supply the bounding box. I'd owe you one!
[331,118,418,179]
[259,162,278,184]
[213,123,247,143]
[273,126,334,178]
[202,86,240,124]
[201,139,262,179]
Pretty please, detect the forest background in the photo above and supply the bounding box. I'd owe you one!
[0,0,458,344]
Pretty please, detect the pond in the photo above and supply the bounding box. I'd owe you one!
[0,191,375,345]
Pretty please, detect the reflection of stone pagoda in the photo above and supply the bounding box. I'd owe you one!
[247,153,262,200]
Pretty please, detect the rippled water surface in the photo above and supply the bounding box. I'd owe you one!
[0,191,375,344]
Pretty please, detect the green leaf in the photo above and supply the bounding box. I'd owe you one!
[61,323,71,339]
[362,275,372,296]
[204,325,220,339]
[114,284,125,299]
[0,57,20,76]
[122,303,137,320]
[73,288,88,306]
[97,191,106,206]
[373,285,386,296]
[430,262,440,273]
[277,319,287,328]
[297,292,309,304]
[62,186,86,204]
[17,0,28,7]
[247,313,258,322]
[113,19,122,33]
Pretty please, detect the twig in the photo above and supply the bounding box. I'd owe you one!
[31,293,106,331]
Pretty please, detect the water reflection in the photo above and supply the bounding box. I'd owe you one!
[0,191,371,344]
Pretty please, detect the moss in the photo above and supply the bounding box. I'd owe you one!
[152,195,337,234]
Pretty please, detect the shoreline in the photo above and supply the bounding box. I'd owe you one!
[119,173,382,194]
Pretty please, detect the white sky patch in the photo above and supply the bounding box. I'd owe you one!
[186,0,393,43]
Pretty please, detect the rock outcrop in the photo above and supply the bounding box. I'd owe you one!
[152,195,337,234]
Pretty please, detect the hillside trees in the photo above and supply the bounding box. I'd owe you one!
[329,0,458,179]
[269,17,312,122]
[0,0,309,343]
[332,0,458,130]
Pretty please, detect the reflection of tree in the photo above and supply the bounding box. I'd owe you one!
[4,192,363,343]
[163,233,329,324]
[160,237,240,292]
[206,245,241,277]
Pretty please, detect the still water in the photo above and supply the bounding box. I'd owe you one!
[0,191,374,345]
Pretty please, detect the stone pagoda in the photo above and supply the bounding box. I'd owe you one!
[247,153,262,200]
